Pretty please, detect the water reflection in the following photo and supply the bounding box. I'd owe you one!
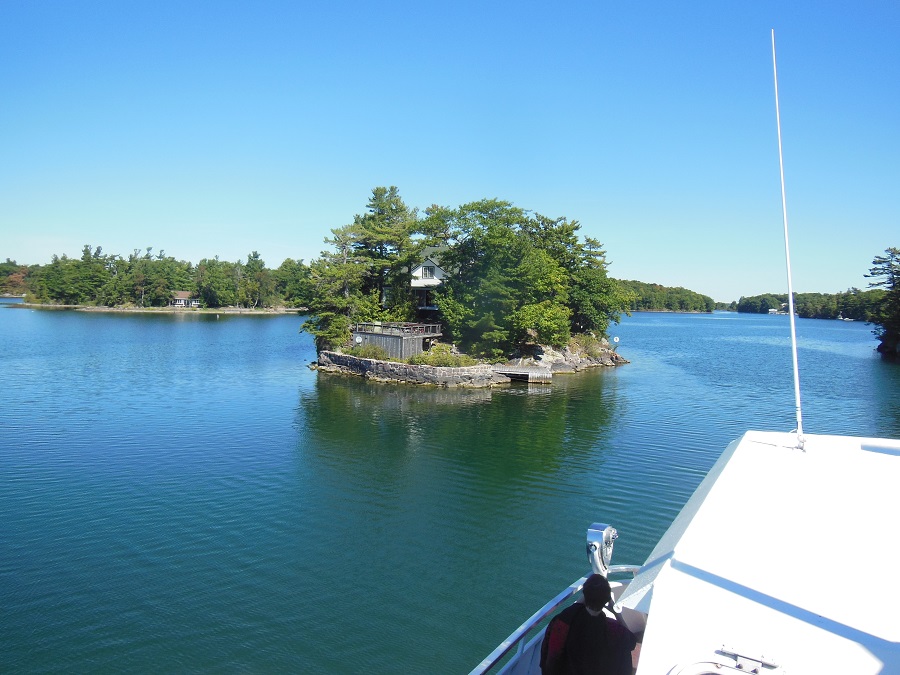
[293,367,626,673]
[299,370,619,482]
[873,360,900,438]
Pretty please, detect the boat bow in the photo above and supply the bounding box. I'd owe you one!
[621,430,900,674]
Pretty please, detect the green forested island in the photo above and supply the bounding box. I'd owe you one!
[3,190,898,358]
[302,188,633,360]
[617,280,717,313]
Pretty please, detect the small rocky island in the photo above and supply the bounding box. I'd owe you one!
[314,322,627,388]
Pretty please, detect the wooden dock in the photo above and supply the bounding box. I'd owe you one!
[493,365,552,383]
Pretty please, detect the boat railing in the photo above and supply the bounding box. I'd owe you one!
[469,565,641,675]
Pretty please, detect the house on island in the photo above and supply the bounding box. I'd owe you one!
[410,249,447,310]
[355,250,447,358]
[171,290,201,308]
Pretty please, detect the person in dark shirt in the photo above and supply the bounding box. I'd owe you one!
[540,574,637,675]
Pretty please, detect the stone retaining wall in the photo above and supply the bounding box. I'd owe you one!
[316,351,508,388]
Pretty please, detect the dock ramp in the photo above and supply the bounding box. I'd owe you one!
[492,365,552,383]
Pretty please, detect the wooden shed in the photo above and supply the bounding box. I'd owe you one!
[351,322,442,360]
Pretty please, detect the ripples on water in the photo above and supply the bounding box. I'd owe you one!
[1,305,896,673]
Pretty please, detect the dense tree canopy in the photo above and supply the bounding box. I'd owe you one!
[303,189,634,359]
[736,293,787,315]
[11,246,309,309]
[736,288,886,321]
[617,280,715,313]
[425,200,633,359]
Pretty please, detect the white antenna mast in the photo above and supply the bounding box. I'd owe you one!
[771,29,805,448]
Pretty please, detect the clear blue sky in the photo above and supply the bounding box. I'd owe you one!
[2,1,897,302]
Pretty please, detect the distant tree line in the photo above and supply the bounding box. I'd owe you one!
[736,288,883,321]
[616,280,716,313]
[735,247,899,357]
[1,247,311,309]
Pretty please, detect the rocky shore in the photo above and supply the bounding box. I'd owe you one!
[315,351,507,387]
[507,341,629,372]
[314,339,628,388]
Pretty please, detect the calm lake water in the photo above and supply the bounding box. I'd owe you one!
[2,302,898,673]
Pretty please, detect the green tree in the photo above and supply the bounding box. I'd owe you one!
[97,255,131,306]
[737,294,785,314]
[303,225,373,350]
[837,287,884,322]
[433,199,526,357]
[304,188,429,350]
[283,188,633,359]
[126,248,185,307]
[240,251,276,308]
[511,301,571,348]
[352,186,422,319]
[794,292,837,319]
[0,259,29,295]
[74,245,112,303]
[866,247,900,357]
[32,254,81,304]
[433,200,630,358]
[196,257,237,307]
[274,258,312,308]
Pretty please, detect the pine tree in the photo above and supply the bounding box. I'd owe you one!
[866,247,900,356]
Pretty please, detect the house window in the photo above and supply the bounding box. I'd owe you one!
[422,265,435,279]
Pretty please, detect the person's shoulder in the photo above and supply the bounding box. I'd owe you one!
[606,617,637,647]
[557,603,585,621]
[550,602,586,628]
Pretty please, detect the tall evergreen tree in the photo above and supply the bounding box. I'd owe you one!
[240,251,276,308]
[304,187,427,350]
[352,186,422,317]
[866,247,900,356]
[303,225,373,351]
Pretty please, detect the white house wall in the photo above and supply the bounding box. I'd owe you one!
[411,259,446,288]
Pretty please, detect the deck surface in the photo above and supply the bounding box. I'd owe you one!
[622,430,900,674]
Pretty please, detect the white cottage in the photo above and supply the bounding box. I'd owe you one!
[410,255,446,309]
[170,290,201,308]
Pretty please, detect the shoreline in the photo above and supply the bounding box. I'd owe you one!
[4,299,718,317]
[10,302,306,315]
[315,341,628,388]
